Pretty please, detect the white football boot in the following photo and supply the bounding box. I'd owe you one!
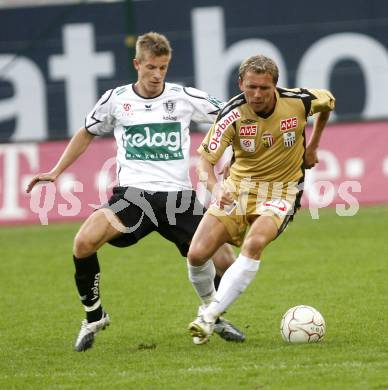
[190,305,245,344]
[74,311,110,352]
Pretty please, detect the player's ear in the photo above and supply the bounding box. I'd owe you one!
[238,76,244,92]
[133,58,140,70]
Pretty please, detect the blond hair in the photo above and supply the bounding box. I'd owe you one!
[239,55,279,84]
[135,32,172,62]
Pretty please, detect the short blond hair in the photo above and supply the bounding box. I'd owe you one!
[239,55,279,84]
[135,32,172,62]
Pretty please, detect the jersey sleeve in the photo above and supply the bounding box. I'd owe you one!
[197,108,239,165]
[305,88,335,116]
[183,87,225,124]
[85,89,115,136]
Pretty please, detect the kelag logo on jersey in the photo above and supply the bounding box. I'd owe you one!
[123,123,183,161]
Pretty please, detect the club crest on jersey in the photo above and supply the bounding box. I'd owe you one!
[261,132,274,148]
[240,138,255,152]
[209,109,241,151]
[239,125,257,136]
[163,100,177,120]
[280,117,298,132]
[163,100,176,114]
[283,131,296,148]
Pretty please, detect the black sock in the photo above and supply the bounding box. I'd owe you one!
[214,274,222,324]
[73,253,103,323]
[214,274,221,291]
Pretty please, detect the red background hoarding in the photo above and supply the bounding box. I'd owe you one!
[0,121,387,225]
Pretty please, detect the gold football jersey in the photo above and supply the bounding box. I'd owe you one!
[199,87,335,199]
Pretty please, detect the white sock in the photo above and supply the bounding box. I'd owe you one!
[204,254,260,321]
[187,259,216,305]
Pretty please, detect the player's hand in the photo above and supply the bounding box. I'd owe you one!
[215,186,234,208]
[26,172,57,193]
[304,146,319,169]
[218,162,231,180]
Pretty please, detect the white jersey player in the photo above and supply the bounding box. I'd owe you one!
[26,32,245,351]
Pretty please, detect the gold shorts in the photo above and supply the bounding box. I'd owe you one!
[207,179,299,246]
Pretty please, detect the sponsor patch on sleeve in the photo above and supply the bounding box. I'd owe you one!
[208,109,240,152]
[201,143,210,153]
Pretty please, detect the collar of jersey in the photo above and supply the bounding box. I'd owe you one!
[131,83,166,100]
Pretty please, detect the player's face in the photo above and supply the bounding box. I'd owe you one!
[133,52,171,97]
[239,71,276,114]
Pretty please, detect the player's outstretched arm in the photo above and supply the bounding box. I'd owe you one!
[26,128,95,193]
[304,111,331,169]
[198,155,234,208]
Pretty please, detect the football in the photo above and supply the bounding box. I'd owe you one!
[280,305,326,343]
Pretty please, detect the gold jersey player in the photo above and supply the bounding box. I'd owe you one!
[187,54,335,344]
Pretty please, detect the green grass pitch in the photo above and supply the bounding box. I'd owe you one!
[1,205,387,389]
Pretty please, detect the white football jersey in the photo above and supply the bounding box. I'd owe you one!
[85,82,223,191]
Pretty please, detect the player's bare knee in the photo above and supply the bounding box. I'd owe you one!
[73,232,97,258]
[187,244,208,266]
[242,235,267,259]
